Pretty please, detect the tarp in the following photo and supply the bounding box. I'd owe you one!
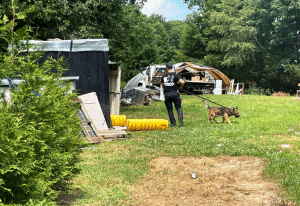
[16,39,109,52]
[0,77,79,86]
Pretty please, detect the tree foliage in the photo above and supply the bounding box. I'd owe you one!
[1,0,299,93]
[148,14,175,64]
[185,0,300,93]
[115,6,158,81]
[179,14,206,62]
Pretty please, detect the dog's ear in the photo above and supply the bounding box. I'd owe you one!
[236,106,238,109]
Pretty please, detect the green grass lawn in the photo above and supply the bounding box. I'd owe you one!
[58,94,300,205]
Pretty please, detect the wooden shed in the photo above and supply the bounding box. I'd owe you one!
[24,39,112,127]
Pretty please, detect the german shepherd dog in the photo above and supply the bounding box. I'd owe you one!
[203,100,240,125]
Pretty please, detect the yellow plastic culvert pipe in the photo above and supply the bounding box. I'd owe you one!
[110,115,127,127]
[126,119,168,131]
[110,115,168,131]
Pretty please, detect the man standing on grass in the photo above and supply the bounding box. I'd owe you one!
[161,63,185,127]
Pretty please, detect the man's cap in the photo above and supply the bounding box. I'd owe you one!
[166,63,173,69]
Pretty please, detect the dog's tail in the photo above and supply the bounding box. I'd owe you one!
[203,100,210,109]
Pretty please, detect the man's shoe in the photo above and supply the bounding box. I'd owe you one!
[170,124,177,127]
[179,119,184,127]
[177,108,184,127]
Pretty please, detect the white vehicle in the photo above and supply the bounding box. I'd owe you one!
[138,65,171,88]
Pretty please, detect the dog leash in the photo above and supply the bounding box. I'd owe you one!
[181,89,227,107]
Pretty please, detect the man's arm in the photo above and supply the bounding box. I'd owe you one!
[161,76,164,88]
[178,78,185,90]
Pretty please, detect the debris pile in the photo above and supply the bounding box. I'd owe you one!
[271,91,290,97]
[77,92,126,144]
[77,93,169,143]
[120,62,243,106]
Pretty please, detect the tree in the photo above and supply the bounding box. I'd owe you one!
[165,20,186,50]
[147,14,175,63]
[179,14,207,62]
[115,6,158,81]
[251,0,300,92]
[184,0,300,93]
[0,0,89,40]
[269,0,299,65]
[0,0,148,40]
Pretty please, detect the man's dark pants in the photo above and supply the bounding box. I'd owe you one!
[164,92,183,126]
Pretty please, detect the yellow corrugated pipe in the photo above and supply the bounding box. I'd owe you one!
[110,115,168,131]
[110,115,127,127]
[126,119,168,131]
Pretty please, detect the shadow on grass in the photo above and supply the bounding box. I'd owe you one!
[55,184,86,205]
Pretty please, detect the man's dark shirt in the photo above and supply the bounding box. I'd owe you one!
[161,72,182,94]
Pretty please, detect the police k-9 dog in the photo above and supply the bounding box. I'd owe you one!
[203,100,239,125]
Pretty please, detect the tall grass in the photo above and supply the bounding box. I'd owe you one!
[60,94,300,205]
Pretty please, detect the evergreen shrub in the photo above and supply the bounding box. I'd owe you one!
[0,13,85,205]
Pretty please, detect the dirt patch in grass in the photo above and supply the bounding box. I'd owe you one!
[130,156,294,205]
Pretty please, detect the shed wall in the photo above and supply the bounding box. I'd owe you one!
[39,51,111,127]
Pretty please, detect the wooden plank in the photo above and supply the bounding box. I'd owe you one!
[78,92,108,131]
[229,79,234,93]
[97,130,126,140]
[85,130,126,143]
[85,137,104,144]
[235,83,240,94]
[241,83,245,94]
[109,66,121,115]
[97,130,126,134]
[113,126,128,131]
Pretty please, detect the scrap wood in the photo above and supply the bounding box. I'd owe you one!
[78,92,108,131]
[227,81,244,95]
[80,128,126,144]
[77,92,127,144]
[113,126,127,131]
[84,130,126,144]
[228,79,234,93]
[96,130,126,141]
[84,137,104,144]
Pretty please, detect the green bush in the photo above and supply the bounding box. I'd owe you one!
[0,11,85,205]
[245,85,271,95]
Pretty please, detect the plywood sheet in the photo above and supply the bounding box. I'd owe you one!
[78,92,108,131]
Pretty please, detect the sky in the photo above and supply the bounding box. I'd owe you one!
[140,0,198,22]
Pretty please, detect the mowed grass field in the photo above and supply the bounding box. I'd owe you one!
[58,94,300,205]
